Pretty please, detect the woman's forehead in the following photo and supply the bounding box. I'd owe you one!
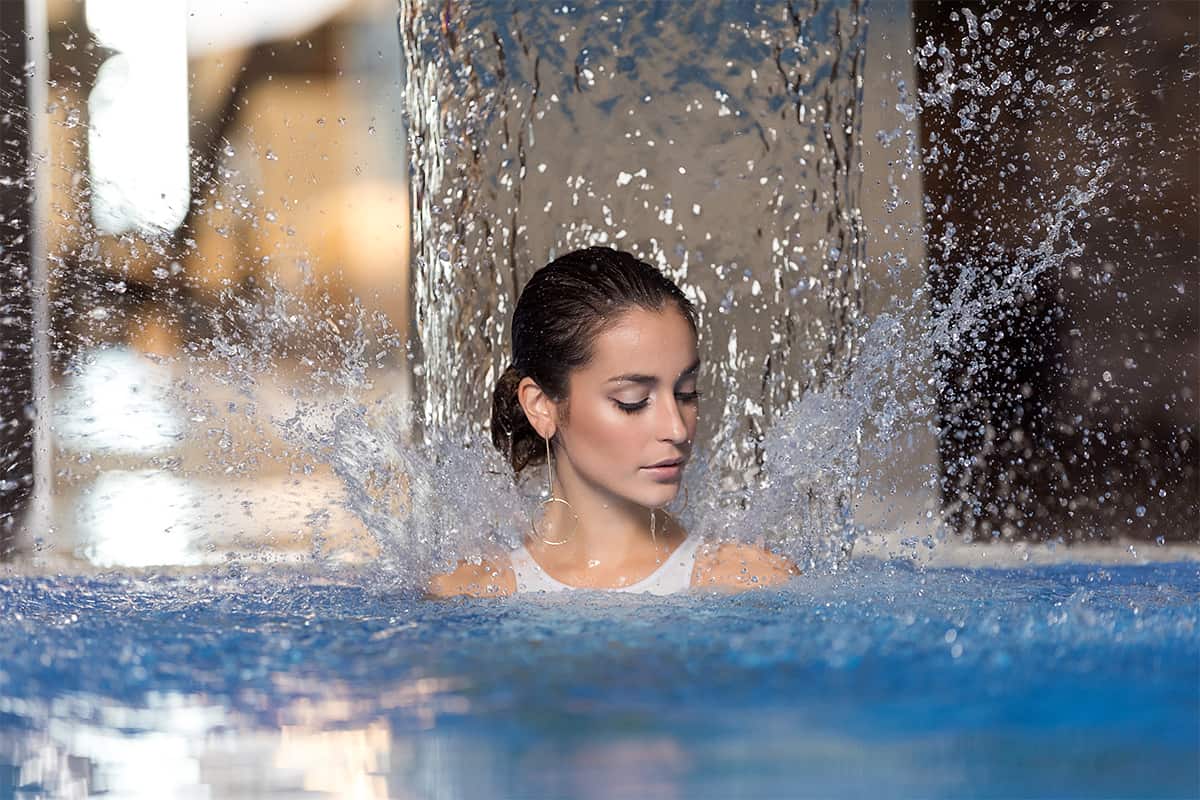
[586,307,698,375]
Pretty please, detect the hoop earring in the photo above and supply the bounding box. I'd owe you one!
[531,435,577,546]
[671,485,689,514]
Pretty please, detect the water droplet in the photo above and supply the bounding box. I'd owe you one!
[265,150,278,161]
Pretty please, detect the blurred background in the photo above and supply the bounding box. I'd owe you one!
[0,0,1195,572]
[3,0,413,568]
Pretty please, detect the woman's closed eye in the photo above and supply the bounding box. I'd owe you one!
[613,390,702,414]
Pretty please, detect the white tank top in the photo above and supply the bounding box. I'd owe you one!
[509,536,703,595]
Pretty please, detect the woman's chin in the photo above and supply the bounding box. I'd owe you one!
[603,470,684,510]
[637,482,682,509]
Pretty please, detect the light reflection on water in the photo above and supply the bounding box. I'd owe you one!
[2,693,391,799]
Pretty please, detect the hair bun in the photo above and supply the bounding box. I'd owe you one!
[490,364,541,473]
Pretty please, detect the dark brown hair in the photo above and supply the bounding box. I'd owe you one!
[490,247,697,474]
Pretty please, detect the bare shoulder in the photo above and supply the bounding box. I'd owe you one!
[426,554,516,599]
[692,540,800,591]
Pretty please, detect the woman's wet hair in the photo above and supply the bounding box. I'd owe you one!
[491,246,697,474]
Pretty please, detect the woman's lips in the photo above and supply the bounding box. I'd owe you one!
[642,460,684,481]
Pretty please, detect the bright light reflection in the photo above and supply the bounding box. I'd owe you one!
[86,0,189,234]
[47,713,208,800]
[185,0,352,54]
[55,346,183,455]
[274,723,391,800]
[0,693,395,799]
[76,471,207,567]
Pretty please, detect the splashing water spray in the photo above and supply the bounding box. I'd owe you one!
[256,1,1195,585]
[9,2,1192,587]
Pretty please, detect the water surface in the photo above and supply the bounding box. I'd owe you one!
[2,559,1195,798]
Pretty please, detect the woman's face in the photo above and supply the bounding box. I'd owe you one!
[555,305,700,509]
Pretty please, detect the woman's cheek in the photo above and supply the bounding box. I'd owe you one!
[596,402,637,449]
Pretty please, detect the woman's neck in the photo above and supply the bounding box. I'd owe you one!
[530,460,677,570]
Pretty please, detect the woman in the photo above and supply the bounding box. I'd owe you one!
[429,247,798,597]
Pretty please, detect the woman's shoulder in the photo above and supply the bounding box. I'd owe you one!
[426,550,517,599]
[691,539,800,591]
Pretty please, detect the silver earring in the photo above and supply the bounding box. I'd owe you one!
[531,435,577,546]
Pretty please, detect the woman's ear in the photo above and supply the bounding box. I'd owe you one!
[517,377,558,439]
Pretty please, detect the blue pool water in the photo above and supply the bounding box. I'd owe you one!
[0,559,1196,798]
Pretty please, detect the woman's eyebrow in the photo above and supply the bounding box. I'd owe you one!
[606,373,657,386]
[607,359,701,385]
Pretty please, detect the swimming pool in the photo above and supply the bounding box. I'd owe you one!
[2,558,1195,798]
[1,3,1195,798]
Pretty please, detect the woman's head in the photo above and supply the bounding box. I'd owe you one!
[491,247,699,507]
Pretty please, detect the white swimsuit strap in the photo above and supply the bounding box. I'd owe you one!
[511,535,703,595]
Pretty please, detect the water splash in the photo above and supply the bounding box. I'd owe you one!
[1,2,1193,584]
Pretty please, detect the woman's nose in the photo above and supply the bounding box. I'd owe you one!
[657,395,689,443]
